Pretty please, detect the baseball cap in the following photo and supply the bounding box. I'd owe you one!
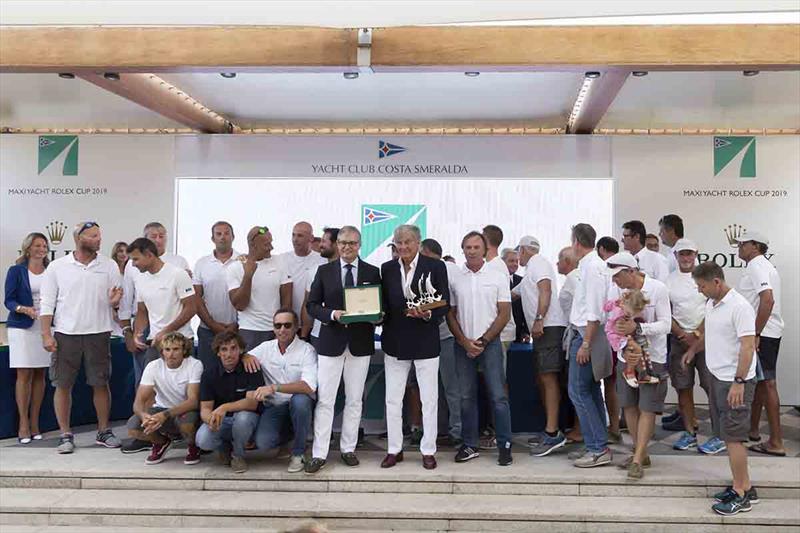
[516,235,540,250]
[672,239,698,253]
[734,230,769,246]
[606,251,638,276]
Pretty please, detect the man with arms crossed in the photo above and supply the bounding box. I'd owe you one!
[40,221,123,453]
[684,262,759,516]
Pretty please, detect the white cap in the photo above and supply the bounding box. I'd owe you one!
[673,238,698,253]
[606,251,639,276]
[734,230,769,246]
[516,235,540,250]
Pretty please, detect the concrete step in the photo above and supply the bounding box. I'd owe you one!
[1,447,798,499]
[1,488,798,532]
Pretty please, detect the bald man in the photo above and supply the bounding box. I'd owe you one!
[280,222,326,328]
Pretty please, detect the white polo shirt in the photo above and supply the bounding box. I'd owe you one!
[280,250,326,320]
[450,262,511,340]
[511,254,566,329]
[136,262,196,339]
[40,253,122,335]
[660,243,679,273]
[738,254,784,339]
[193,250,241,328]
[704,288,757,381]
[119,253,190,321]
[570,250,608,330]
[617,275,672,365]
[439,261,459,340]
[227,256,291,331]
[486,256,516,342]
[558,269,580,319]
[667,270,706,333]
[635,248,669,282]
[140,356,203,409]
[248,337,318,405]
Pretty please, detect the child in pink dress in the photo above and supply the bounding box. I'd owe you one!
[604,290,660,388]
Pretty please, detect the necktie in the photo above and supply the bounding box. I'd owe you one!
[344,263,355,288]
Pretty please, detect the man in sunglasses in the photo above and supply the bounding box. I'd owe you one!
[242,309,317,473]
[227,226,293,350]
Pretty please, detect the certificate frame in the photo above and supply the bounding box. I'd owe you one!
[340,283,383,324]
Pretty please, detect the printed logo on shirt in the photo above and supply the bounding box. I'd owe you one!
[184,287,193,293]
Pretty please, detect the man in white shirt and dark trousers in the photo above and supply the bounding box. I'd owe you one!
[667,240,719,453]
[566,223,613,468]
[193,221,240,370]
[244,309,317,473]
[228,226,292,350]
[514,236,569,457]
[39,221,123,454]
[304,226,381,474]
[735,231,785,457]
[606,252,671,480]
[621,220,669,283]
[683,262,759,516]
[125,238,197,375]
[447,231,513,466]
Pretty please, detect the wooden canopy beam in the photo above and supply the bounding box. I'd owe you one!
[1,24,798,73]
[78,73,236,133]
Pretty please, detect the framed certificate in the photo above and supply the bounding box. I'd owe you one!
[340,284,382,324]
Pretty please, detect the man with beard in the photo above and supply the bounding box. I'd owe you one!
[300,227,339,343]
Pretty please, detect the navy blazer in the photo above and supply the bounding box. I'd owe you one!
[380,254,450,360]
[4,262,35,329]
[511,273,529,342]
[307,259,382,357]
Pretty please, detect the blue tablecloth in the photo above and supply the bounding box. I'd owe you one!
[0,337,134,439]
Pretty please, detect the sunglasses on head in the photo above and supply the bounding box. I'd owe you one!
[258,226,269,235]
[78,221,99,235]
[274,322,294,330]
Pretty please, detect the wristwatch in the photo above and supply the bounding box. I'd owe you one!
[535,314,544,321]
[734,376,746,384]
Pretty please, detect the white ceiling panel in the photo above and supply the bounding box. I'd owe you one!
[0,74,183,129]
[599,71,800,130]
[161,72,584,127]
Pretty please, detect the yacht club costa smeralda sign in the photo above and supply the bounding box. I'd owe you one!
[311,140,469,176]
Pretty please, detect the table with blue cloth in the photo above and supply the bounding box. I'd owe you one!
[0,336,135,439]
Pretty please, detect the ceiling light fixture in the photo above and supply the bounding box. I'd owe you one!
[343,72,359,80]
[632,71,649,77]
[464,72,480,77]
[220,72,237,78]
[567,77,594,133]
[584,71,601,79]
[743,70,760,77]
[103,72,120,81]
[58,73,75,79]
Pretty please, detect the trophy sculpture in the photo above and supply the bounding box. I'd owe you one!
[404,272,448,315]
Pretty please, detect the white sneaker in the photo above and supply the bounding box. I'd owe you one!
[288,455,304,473]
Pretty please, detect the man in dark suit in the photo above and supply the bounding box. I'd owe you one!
[503,248,530,343]
[380,224,450,470]
[304,226,381,474]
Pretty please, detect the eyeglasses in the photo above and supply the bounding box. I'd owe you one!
[78,221,99,235]
[338,240,359,247]
[621,232,634,239]
[273,322,294,330]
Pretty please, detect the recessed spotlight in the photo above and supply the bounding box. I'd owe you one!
[632,71,648,77]
[743,70,760,77]
[58,73,75,79]
[103,72,120,81]
[220,72,237,78]
[464,72,480,77]
[584,71,601,79]
[343,72,359,80]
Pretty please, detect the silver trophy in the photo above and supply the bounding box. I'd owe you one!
[404,272,447,314]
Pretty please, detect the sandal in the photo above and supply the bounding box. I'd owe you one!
[748,442,786,457]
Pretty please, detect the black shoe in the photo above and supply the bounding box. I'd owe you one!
[714,485,759,504]
[662,410,681,424]
[454,445,480,463]
[341,452,359,467]
[120,438,151,454]
[662,414,685,432]
[712,493,752,516]
[304,457,326,474]
[410,427,423,447]
[498,444,513,466]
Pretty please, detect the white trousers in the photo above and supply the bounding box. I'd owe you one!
[312,347,371,459]
[384,354,439,456]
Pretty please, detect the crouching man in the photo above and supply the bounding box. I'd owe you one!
[196,331,265,473]
[244,308,317,473]
[126,332,203,465]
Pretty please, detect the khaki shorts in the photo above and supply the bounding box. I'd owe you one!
[50,332,111,388]
[534,326,566,374]
[616,361,669,414]
[668,337,711,392]
[711,374,755,443]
